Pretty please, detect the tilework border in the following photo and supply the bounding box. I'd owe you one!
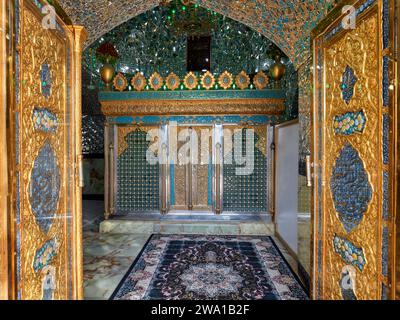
[107,115,279,126]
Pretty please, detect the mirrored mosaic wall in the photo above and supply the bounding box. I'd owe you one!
[82,115,104,154]
[298,58,312,166]
[82,5,298,119]
[84,6,291,79]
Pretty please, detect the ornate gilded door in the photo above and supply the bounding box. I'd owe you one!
[6,0,86,299]
[312,0,397,299]
[171,125,213,212]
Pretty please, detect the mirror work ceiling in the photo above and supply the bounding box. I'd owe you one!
[58,0,336,67]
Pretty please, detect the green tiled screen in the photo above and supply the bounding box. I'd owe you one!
[117,129,160,213]
[223,129,268,212]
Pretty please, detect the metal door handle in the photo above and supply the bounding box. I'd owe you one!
[77,154,84,188]
[306,155,312,187]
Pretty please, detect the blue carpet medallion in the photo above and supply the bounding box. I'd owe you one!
[111,235,308,300]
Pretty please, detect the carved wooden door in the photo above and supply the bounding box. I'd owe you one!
[10,0,86,299]
[311,0,396,300]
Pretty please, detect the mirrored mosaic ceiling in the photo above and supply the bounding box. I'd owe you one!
[58,0,337,66]
[82,5,293,82]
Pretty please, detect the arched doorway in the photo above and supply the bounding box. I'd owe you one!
[0,0,398,300]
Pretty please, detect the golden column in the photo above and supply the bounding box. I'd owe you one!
[69,25,87,300]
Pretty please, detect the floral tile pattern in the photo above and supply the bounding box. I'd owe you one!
[111,234,308,300]
[333,111,366,136]
[333,235,365,272]
[32,108,58,133]
[33,238,59,273]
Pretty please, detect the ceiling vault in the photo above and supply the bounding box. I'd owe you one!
[58,0,335,67]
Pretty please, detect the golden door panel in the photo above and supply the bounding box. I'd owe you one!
[324,12,380,300]
[312,0,396,300]
[173,126,189,209]
[16,0,75,299]
[172,126,212,211]
[192,126,213,210]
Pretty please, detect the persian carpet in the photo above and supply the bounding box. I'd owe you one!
[110,234,308,300]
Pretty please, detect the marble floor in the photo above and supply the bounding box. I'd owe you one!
[82,201,304,300]
[84,232,151,300]
[84,232,300,300]
[298,217,311,275]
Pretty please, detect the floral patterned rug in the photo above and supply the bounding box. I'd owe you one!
[110,234,308,300]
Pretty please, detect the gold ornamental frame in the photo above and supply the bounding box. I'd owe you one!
[253,71,269,90]
[113,73,128,92]
[149,72,164,91]
[235,71,250,90]
[311,0,398,300]
[131,72,147,91]
[218,71,234,90]
[166,72,181,91]
[183,72,198,90]
[200,71,215,90]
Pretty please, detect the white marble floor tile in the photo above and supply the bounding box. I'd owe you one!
[84,232,151,300]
